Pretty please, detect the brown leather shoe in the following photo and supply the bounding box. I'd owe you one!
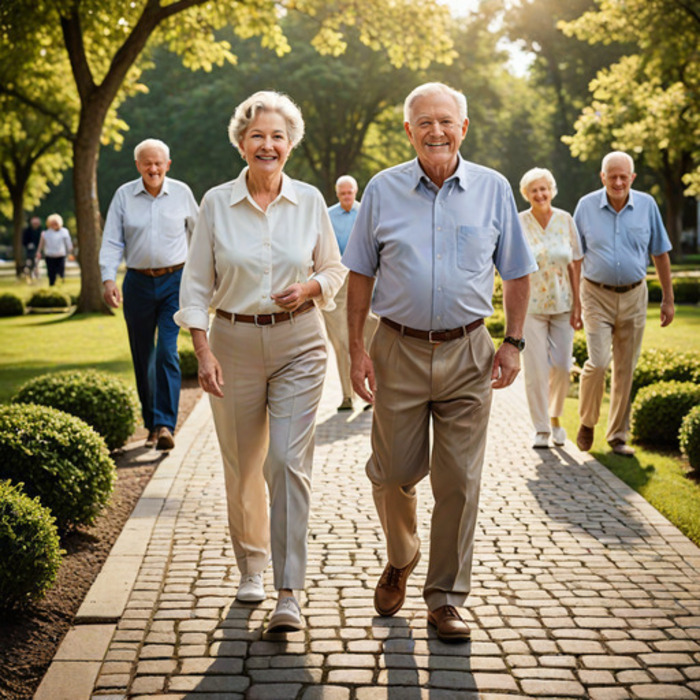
[576,424,594,451]
[155,426,175,451]
[374,549,420,616]
[144,431,158,448]
[609,439,635,457]
[428,605,471,643]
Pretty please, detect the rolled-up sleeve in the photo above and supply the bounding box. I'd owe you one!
[310,196,347,309]
[99,190,126,282]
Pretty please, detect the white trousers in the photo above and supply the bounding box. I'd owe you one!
[522,312,573,433]
[208,308,327,590]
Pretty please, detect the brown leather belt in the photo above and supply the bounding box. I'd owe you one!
[381,316,484,343]
[216,299,315,326]
[585,277,644,294]
[130,262,185,278]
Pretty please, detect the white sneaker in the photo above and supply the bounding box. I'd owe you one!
[552,426,567,446]
[236,573,265,603]
[533,432,550,449]
[267,595,304,633]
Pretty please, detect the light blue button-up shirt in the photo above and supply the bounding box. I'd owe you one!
[328,201,360,255]
[573,188,671,287]
[342,156,537,330]
[100,176,199,282]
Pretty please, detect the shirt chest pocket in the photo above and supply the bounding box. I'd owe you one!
[456,226,496,272]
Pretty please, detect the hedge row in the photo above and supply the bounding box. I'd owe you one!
[647,276,700,304]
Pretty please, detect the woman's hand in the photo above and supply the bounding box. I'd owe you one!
[197,348,224,398]
[570,304,583,330]
[272,280,320,311]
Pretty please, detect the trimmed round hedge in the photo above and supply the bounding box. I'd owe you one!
[12,369,139,451]
[27,288,71,308]
[631,348,700,399]
[630,381,700,448]
[0,480,62,612]
[572,331,588,369]
[179,347,198,379]
[680,406,700,472]
[0,404,116,530]
[0,292,24,317]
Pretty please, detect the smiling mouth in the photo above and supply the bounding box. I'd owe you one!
[427,142,449,148]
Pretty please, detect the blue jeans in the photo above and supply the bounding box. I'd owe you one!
[122,268,182,432]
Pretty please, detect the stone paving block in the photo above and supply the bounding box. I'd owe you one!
[129,676,167,694]
[53,624,117,661]
[168,674,249,693]
[577,669,615,685]
[246,683,301,699]
[588,686,635,699]
[519,679,586,696]
[629,684,697,699]
[327,669,374,684]
[135,660,177,675]
[35,661,102,700]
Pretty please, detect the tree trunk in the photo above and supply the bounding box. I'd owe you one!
[11,184,26,277]
[663,176,685,263]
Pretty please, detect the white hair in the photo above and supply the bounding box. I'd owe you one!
[228,91,305,154]
[134,138,170,161]
[519,167,558,201]
[335,175,358,191]
[403,82,468,123]
[602,151,635,174]
[46,213,63,228]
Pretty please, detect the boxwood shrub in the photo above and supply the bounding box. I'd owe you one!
[631,348,700,399]
[647,276,700,304]
[179,347,198,379]
[0,292,24,317]
[12,369,139,451]
[680,406,700,471]
[486,310,504,338]
[572,331,588,369]
[0,404,116,530]
[630,381,700,448]
[0,480,62,612]
[27,288,71,309]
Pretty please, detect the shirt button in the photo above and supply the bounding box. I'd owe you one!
[438,287,442,292]
[264,268,269,274]
[437,254,442,260]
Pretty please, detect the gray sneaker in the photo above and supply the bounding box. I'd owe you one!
[267,595,303,632]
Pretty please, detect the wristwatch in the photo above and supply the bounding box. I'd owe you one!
[503,336,525,351]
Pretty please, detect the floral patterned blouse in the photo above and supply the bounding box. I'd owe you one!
[519,207,583,315]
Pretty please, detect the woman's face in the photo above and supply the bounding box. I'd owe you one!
[525,178,553,211]
[238,110,293,178]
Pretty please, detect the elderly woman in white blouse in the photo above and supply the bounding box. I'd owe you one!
[518,168,583,449]
[175,91,345,633]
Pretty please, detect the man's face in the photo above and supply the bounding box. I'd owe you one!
[336,183,357,212]
[30,217,41,229]
[404,92,468,176]
[601,156,636,209]
[136,146,171,195]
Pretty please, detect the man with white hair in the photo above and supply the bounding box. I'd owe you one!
[343,82,536,642]
[574,151,674,457]
[100,138,198,451]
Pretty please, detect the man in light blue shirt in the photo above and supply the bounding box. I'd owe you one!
[100,138,198,451]
[343,82,536,642]
[573,151,674,457]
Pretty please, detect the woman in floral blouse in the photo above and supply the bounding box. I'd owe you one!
[518,168,583,449]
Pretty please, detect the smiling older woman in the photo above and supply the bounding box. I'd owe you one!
[175,91,346,633]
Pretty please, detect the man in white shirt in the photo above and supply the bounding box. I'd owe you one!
[99,138,198,450]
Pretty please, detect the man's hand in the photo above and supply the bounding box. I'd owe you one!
[660,299,675,327]
[351,349,376,404]
[103,280,121,309]
[491,342,521,389]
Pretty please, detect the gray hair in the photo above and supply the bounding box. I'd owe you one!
[134,138,170,162]
[519,167,558,201]
[46,213,63,228]
[335,175,358,191]
[228,91,305,153]
[602,151,635,174]
[403,82,468,123]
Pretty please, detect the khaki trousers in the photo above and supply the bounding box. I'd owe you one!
[209,308,327,590]
[522,312,573,433]
[579,279,648,444]
[322,276,379,400]
[367,321,495,611]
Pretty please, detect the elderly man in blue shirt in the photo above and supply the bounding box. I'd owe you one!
[100,138,199,451]
[574,151,674,457]
[343,82,536,642]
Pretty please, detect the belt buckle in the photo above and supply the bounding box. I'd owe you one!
[428,330,442,344]
[254,314,273,328]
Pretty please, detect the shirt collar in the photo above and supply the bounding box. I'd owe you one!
[598,187,635,212]
[135,176,170,198]
[230,167,299,207]
[410,154,471,192]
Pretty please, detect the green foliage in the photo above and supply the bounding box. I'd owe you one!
[0,480,62,612]
[12,369,139,451]
[680,406,700,471]
[631,348,700,399]
[27,288,71,308]
[647,276,700,304]
[572,331,588,368]
[486,310,504,338]
[0,292,24,317]
[631,381,700,448]
[0,404,116,530]
[179,348,198,379]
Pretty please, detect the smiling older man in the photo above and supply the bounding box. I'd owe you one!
[100,138,198,451]
[343,82,536,642]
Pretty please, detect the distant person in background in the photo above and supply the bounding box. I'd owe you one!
[322,175,378,411]
[22,216,42,280]
[36,214,73,286]
[518,167,582,449]
[100,138,198,452]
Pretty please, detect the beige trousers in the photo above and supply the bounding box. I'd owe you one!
[522,312,573,433]
[579,279,648,444]
[322,276,379,400]
[367,321,495,611]
[208,308,327,590]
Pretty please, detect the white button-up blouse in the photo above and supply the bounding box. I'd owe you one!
[175,168,346,331]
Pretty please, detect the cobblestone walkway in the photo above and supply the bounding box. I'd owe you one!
[37,363,700,700]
